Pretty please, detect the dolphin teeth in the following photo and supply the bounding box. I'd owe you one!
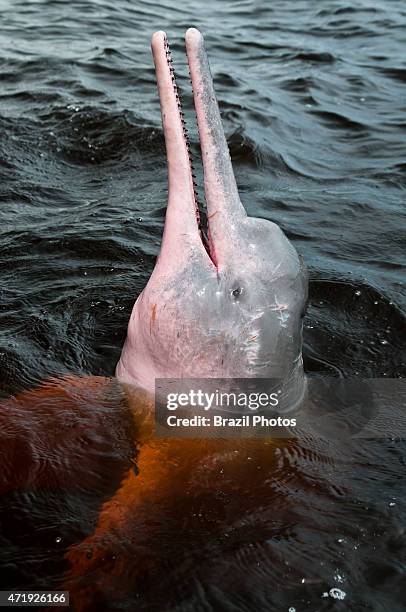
[163,35,203,232]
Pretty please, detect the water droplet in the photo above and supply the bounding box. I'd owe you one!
[355,290,361,296]
[380,340,388,345]
[329,588,346,600]
[55,536,62,543]
[389,501,396,507]
[334,572,345,583]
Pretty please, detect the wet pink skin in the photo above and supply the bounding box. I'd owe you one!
[116,29,308,406]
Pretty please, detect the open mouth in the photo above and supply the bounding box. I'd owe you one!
[151,29,246,272]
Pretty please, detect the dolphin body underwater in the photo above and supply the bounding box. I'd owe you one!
[0,29,309,610]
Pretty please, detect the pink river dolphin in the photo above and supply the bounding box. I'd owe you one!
[116,28,308,408]
[0,29,310,608]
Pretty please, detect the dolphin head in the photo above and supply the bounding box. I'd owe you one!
[116,29,308,406]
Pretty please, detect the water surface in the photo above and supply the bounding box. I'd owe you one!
[0,0,405,610]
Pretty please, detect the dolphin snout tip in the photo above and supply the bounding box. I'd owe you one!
[151,30,167,48]
[185,27,204,47]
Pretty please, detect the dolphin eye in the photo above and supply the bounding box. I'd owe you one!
[232,287,243,299]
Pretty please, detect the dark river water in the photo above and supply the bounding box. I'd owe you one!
[0,0,405,610]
